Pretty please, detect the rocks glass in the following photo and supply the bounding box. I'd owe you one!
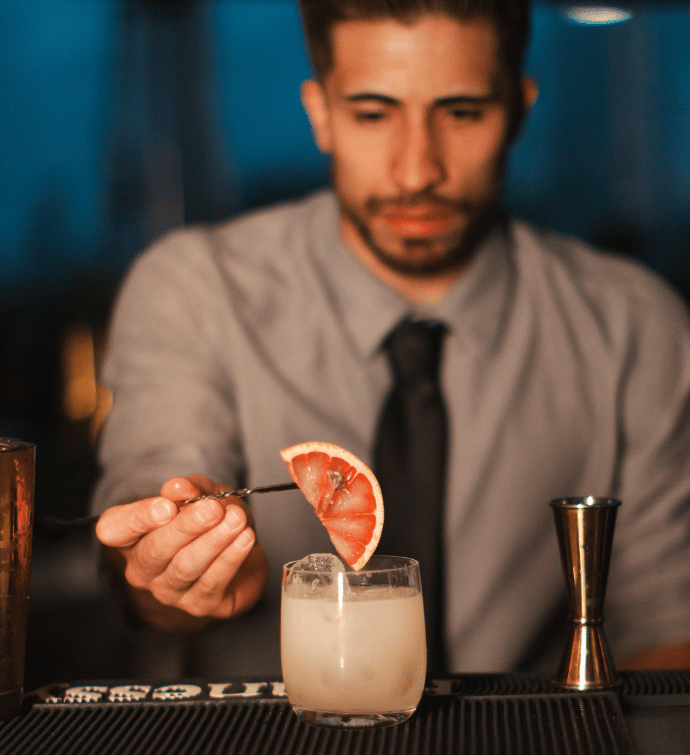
[281,555,426,728]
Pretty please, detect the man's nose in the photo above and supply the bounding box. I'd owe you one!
[391,119,445,194]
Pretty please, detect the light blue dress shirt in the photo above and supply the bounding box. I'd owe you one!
[93,190,690,676]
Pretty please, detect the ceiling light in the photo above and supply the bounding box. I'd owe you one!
[565,6,633,25]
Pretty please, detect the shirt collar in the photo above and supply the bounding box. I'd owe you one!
[312,192,513,359]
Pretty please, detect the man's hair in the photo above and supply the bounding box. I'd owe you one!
[298,0,531,85]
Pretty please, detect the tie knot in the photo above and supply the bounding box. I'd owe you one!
[384,320,446,384]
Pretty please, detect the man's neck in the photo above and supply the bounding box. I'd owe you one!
[340,218,470,305]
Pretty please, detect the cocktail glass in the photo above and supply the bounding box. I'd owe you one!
[281,555,426,728]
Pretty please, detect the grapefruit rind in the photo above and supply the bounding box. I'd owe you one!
[280,441,384,571]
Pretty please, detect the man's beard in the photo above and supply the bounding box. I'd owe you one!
[339,191,500,278]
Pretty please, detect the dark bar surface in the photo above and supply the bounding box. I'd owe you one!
[2,671,690,755]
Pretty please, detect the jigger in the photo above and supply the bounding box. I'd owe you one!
[550,496,620,690]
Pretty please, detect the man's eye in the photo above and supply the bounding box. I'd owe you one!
[448,107,482,121]
[353,110,386,122]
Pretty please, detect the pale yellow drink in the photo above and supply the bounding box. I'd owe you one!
[281,556,426,728]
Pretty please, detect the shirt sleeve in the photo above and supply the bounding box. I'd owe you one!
[91,231,245,514]
[605,274,690,657]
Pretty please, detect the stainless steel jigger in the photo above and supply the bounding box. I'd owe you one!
[550,496,621,690]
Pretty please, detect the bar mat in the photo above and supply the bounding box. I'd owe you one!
[618,669,690,697]
[0,691,633,755]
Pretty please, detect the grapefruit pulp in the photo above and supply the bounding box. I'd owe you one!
[280,442,384,571]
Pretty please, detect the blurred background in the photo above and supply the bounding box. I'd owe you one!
[2,0,690,688]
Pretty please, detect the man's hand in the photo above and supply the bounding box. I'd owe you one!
[95,475,269,632]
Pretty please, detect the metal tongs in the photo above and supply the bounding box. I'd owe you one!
[35,481,299,536]
[181,469,345,506]
[178,482,298,506]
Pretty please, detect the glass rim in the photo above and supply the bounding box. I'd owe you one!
[283,555,419,576]
[0,439,35,452]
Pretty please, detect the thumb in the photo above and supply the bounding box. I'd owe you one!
[95,497,177,548]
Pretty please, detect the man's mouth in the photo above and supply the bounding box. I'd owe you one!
[380,206,459,237]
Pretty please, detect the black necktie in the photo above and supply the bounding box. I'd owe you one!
[373,319,448,676]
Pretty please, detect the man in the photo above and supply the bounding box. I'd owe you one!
[94,0,690,677]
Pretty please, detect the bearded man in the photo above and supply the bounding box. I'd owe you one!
[94,0,690,677]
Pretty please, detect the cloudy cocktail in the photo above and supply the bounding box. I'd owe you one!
[281,555,426,728]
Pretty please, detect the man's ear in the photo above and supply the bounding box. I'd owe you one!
[522,76,538,111]
[507,76,538,143]
[301,79,333,154]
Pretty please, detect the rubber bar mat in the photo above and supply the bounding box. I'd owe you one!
[433,669,690,697]
[0,692,633,755]
[618,669,690,697]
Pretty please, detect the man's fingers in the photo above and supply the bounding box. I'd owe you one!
[174,523,257,618]
[96,497,177,548]
[155,504,249,592]
[96,476,264,622]
[161,475,258,532]
[128,497,226,583]
[160,475,214,502]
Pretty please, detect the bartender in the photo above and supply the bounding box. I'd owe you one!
[93,0,690,676]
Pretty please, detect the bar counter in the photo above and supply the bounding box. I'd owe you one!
[2,670,689,754]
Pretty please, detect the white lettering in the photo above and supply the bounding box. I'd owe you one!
[269,682,286,698]
[45,680,291,704]
[208,682,268,699]
[109,685,151,702]
[63,686,108,703]
[152,684,202,701]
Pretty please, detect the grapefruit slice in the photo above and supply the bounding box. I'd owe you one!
[280,441,384,571]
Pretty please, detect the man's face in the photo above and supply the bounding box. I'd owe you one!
[302,14,534,278]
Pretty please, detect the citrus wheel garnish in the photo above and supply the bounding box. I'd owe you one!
[280,441,384,571]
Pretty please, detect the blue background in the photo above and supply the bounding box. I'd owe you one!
[2,0,690,692]
[3,0,690,514]
[3,1,690,300]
